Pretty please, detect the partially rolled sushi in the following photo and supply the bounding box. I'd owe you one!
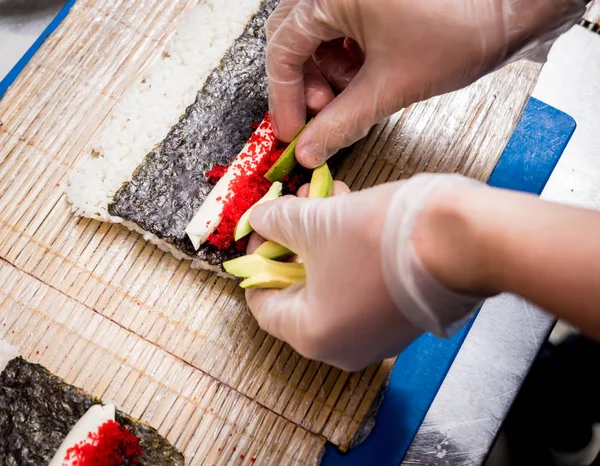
[66,0,350,274]
[0,341,183,465]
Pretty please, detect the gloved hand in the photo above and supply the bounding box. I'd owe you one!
[266,0,585,168]
[246,174,498,371]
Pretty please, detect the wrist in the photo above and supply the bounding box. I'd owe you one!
[412,184,501,297]
[500,0,585,63]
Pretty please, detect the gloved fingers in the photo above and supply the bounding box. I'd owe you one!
[250,195,314,256]
[295,65,389,168]
[246,232,266,254]
[266,0,344,142]
[245,282,310,352]
[265,0,301,43]
[313,39,364,92]
[296,180,351,198]
[304,59,335,115]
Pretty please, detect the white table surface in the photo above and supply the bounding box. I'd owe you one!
[0,4,66,82]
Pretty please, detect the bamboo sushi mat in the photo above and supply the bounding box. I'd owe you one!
[0,0,541,464]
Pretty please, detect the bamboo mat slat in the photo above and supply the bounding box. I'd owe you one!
[0,0,541,461]
[0,259,326,465]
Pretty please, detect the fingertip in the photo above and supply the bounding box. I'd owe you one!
[297,180,347,198]
[268,84,306,143]
[246,232,266,254]
[296,132,327,169]
[297,184,310,198]
[305,86,334,114]
[304,59,334,113]
[332,181,351,195]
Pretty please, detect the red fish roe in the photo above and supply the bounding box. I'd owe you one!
[281,173,302,194]
[207,113,291,251]
[64,420,142,466]
[205,164,230,185]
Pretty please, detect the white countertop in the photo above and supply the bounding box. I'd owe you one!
[0,4,66,82]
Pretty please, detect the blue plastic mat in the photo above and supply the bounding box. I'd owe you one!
[323,97,576,465]
[0,5,577,464]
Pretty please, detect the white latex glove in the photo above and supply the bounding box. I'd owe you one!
[266,0,585,167]
[247,174,495,372]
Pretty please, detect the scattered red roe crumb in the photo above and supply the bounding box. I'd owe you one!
[36,351,39,355]
[251,458,256,463]
[206,112,294,251]
[45,346,48,350]
[56,183,61,187]
[233,447,236,452]
[205,164,230,185]
[65,420,142,466]
[240,454,245,459]
[2,323,5,327]
[11,330,14,334]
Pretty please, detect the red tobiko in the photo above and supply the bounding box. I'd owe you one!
[205,113,291,251]
[64,420,142,466]
[205,164,229,185]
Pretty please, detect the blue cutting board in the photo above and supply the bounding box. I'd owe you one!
[324,97,576,464]
[0,3,577,464]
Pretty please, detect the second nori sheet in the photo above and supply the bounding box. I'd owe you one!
[108,0,349,268]
[0,357,184,466]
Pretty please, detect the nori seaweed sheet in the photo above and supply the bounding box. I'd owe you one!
[108,0,350,268]
[0,357,184,466]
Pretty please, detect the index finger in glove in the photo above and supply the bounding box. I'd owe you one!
[266,0,344,142]
[249,195,311,257]
[245,282,309,351]
[265,0,300,43]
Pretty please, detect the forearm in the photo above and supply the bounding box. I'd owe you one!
[484,190,600,337]
[416,185,600,338]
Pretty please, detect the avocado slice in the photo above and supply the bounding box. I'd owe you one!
[254,241,294,260]
[264,120,311,182]
[240,272,304,289]
[234,182,282,241]
[308,163,334,198]
[251,163,332,263]
[223,254,305,280]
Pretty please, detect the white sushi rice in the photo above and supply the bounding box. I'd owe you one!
[65,0,262,273]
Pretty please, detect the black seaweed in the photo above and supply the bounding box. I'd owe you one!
[109,0,278,266]
[108,0,351,268]
[0,358,184,466]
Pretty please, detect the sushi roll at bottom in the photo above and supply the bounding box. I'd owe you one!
[0,341,184,466]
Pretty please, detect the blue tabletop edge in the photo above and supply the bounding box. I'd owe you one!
[0,5,577,466]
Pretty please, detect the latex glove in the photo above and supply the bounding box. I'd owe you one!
[266,0,585,167]
[246,174,495,372]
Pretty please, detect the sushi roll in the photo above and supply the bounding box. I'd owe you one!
[0,340,184,465]
[66,0,350,274]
